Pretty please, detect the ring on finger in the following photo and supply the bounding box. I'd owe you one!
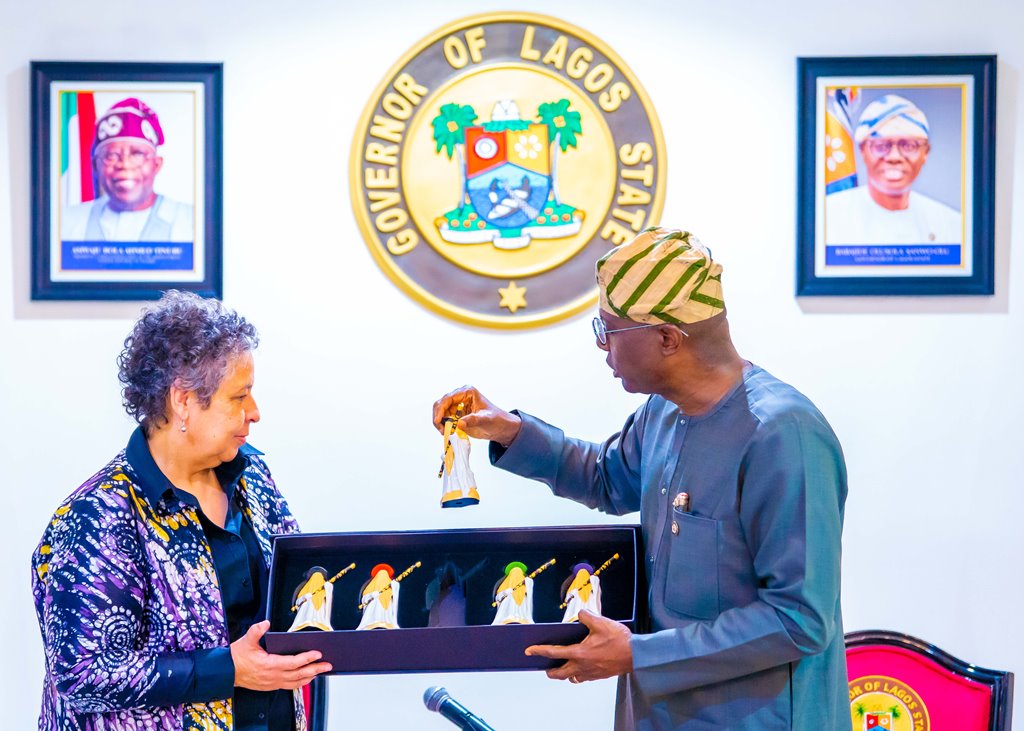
[570,675,580,684]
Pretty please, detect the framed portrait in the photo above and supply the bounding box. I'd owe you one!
[31,61,223,300]
[796,55,995,296]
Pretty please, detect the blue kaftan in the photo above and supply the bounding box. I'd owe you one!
[492,366,849,730]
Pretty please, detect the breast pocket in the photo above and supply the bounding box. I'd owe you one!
[663,510,720,620]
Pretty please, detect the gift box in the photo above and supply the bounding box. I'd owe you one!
[264,525,644,673]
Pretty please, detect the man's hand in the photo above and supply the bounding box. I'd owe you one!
[525,611,633,683]
[432,386,522,447]
[230,621,333,691]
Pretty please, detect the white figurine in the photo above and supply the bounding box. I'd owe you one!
[492,562,534,625]
[288,567,334,632]
[559,554,619,623]
[560,562,602,623]
[287,562,356,632]
[439,402,480,508]
[357,564,400,630]
[356,561,421,630]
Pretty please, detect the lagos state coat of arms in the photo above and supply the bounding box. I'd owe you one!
[849,675,931,731]
[351,12,665,328]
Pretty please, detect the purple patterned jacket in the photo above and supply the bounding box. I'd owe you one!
[31,442,302,730]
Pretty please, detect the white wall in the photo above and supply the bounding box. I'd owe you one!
[1,0,1021,727]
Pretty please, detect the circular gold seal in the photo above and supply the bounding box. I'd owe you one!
[849,675,931,731]
[350,12,666,328]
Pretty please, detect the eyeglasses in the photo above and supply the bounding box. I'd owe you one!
[592,316,688,345]
[98,148,155,167]
[862,138,928,158]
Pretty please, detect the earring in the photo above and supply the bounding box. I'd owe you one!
[179,420,187,433]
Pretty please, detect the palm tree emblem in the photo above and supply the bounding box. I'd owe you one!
[854,704,900,730]
[536,99,582,206]
[432,102,479,211]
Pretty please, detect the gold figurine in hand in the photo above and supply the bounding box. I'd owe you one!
[438,401,480,508]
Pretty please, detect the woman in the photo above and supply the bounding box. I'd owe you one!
[31,291,331,730]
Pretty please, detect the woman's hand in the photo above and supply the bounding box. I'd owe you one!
[230,621,332,691]
[432,386,522,447]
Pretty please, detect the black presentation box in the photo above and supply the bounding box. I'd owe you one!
[264,525,644,674]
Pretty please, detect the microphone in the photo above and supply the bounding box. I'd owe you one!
[423,686,496,731]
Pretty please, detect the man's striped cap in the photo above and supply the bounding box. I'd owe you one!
[854,94,929,144]
[596,227,724,325]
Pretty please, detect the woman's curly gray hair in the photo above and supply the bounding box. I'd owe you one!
[118,290,259,432]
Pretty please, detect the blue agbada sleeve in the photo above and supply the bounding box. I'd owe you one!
[629,413,845,696]
[490,408,646,516]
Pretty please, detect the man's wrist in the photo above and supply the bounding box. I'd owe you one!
[497,413,522,447]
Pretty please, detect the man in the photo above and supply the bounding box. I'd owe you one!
[433,228,849,730]
[61,97,193,242]
[826,94,961,244]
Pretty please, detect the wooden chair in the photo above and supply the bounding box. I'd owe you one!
[845,630,1013,731]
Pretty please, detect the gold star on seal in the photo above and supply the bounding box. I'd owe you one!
[498,281,527,313]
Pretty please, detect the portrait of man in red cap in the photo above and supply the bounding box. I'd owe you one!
[61,97,194,242]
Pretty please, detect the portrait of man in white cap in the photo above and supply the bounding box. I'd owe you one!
[826,93,962,245]
[61,97,194,243]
